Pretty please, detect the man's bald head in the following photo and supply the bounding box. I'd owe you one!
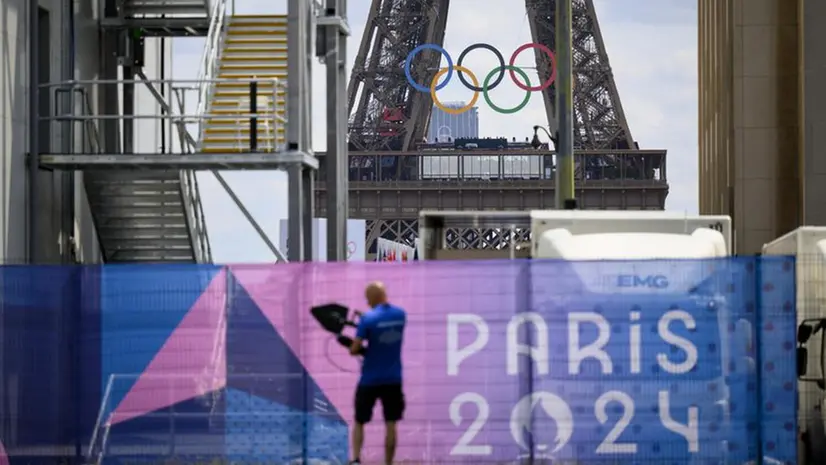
[365,281,388,307]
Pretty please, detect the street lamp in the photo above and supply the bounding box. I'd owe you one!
[531,125,557,149]
[532,125,576,210]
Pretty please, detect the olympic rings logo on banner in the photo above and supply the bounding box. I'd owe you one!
[404,42,557,115]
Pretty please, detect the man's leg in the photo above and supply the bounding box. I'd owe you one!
[384,421,398,465]
[351,422,365,463]
[352,385,377,463]
[380,384,405,465]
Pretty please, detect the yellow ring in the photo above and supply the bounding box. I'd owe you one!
[430,65,480,115]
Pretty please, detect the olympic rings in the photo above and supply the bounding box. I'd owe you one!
[508,43,557,92]
[457,43,505,92]
[430,66,480,115]
[405,44,453,93]
[405,42,557,114]
[483,66,532,114]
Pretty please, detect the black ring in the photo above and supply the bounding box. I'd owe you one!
[456,43,505,92]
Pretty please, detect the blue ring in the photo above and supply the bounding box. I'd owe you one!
[405,44,453,93]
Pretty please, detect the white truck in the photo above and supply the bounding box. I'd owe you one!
[417,210,732,260]
[763,227,826,464]
[530,210,732,257]
[528,211,749,460]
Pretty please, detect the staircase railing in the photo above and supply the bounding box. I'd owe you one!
[86,375,115,465]
[196,0,230,146]
[176,0,227,264]
[234,93,279,152]
[171,86,213,263]
[200,287,228,425]
[54,86,102,154]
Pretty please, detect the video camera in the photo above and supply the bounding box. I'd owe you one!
[310,303,366,355]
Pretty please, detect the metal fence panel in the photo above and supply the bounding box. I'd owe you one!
[0,257,799,464]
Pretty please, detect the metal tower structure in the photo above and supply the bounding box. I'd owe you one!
[314,0,669,256]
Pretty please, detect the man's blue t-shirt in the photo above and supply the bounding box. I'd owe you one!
[355,303,406,386]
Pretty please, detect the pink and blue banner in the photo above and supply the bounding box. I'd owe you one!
[0,257,799,464]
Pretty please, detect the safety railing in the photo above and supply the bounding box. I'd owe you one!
[170,85,213,264]
[87,373,342,464]
[195,0,230,145]
[40,79,287,155]
[180,170,212,263]
[199,287,227,420]
[233,90,284,152]
[315,148,668,184]
[53,86,102,154]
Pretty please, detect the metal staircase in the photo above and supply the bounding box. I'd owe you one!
[82,0,231,263]
[41,6,303,265]
[200,15,288,153]
[85,171,209,263]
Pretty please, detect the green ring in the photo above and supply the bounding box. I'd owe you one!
[482,65,531,114]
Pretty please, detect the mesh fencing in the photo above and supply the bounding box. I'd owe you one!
[0,258,801,464]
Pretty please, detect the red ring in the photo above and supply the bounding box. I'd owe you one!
[508,43,557,91]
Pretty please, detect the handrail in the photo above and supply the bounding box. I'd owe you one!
[270,79,286,152]
[195,0,229,146]
[200,287,227,414]
[171,86,213,264]
[180,169,212,262]
[87,375,115,464]
[185,0,225,264]
[233,91,283,152]
[54,87,102,153]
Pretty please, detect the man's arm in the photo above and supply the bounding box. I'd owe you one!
[349,337,364,356]
[351,317,369,356]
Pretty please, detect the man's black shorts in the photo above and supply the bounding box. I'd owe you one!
[354,383,405,424]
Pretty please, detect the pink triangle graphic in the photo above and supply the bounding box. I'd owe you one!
[232,263,443,463]
[0,439,8,465]
[109,270,227,425]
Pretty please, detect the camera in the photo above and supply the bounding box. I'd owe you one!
[310,303,366,354]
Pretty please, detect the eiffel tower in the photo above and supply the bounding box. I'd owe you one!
[315,0,669,255]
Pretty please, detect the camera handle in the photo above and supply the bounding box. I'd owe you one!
[336,334,366,355]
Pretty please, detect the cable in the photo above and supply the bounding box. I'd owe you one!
[325,336,359,373]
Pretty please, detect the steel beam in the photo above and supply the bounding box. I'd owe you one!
[313,149,667,157]
[211,172,288,262]
[99,18,209,36]
[555,0,575,208]
[287,0,316,262]
[38,152,319,170]
[320,0,350,261]
[27,0,39,263]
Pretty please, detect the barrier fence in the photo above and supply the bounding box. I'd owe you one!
[0,257,798,464]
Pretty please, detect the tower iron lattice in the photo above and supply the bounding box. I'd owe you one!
[329,0,664,254]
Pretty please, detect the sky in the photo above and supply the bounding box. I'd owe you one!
[172,0,698,262]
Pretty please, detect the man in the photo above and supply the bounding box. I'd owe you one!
[348,282,406,465]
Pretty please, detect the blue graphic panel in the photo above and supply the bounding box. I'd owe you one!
[756,256,797,461]
[306,401,349,463]
[0,266,96,465]
[498,258,798,464]
[100,265,220,410]
[226,277,342,414]
[523,296,734,462]
[101,393,225,465]
[225,388,347,463]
